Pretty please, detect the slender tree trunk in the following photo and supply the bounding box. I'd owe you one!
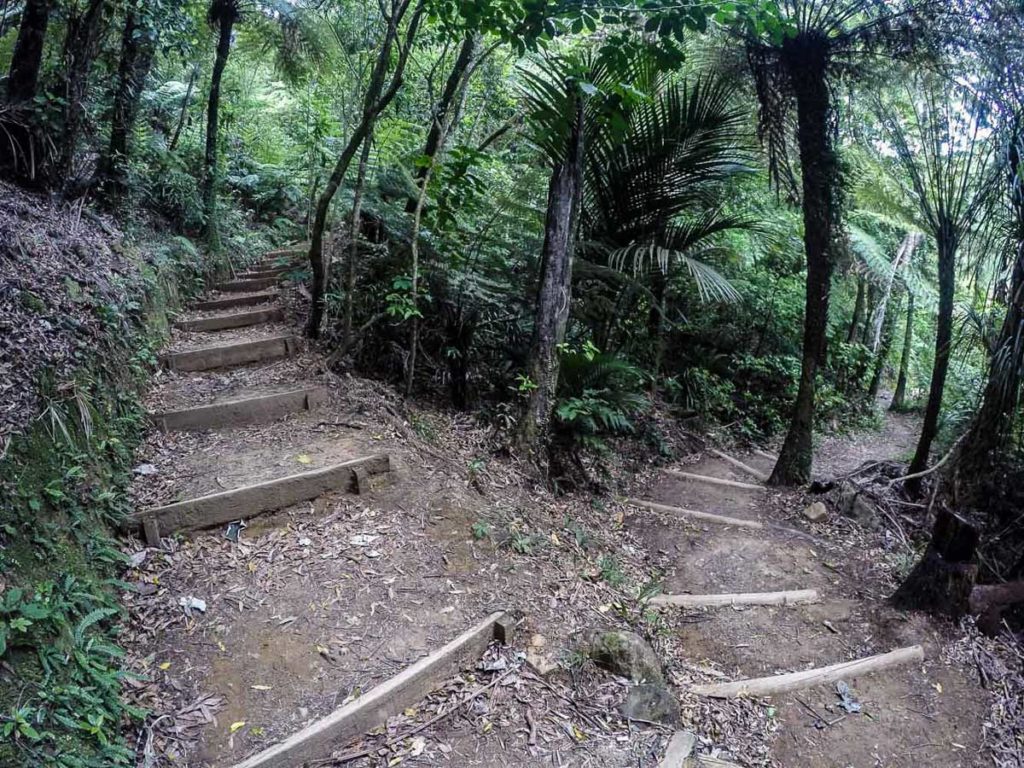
[169,64,199,152]
[203,12,236,250]
[50,0,109,190]
[869,232,920,352]
[868,292,901,398]
[5,0,50,104]
[342,134,373,351]
[860,283,877,345]
[769,41,838,487]
[98,8,157,194]
[951,181,1024,502]
[890,291,915,411]
[648,270,667,397]
[516,96,584,468]
[847,275,866,344]
[405,33,478,212]
[906,227,958,496]
[306,0,424,339]
[405,162,434,395]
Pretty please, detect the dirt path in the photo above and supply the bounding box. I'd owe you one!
[628,441,989,767]
[121,266,998,767]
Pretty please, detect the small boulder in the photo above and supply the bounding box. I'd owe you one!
[802,501,828,523]
[619,682,680,725]
[581,629,664,684]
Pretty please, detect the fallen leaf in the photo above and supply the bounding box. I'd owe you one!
[158,662,171,670]
[251,685,272,691]
[229,721,246,734]
[296,454,312,465]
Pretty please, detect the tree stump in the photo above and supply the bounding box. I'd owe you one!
[891,509,979,617]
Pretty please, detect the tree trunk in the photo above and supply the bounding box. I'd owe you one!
[906,227,958,496]
[306,0,424,339]
[169,63,199,152]
[53,0,110,191]
[648,269,667,397]
[202,11,236,250]
[5,0,50,104]
[847,275,866,344]
[342,133,374,352]
[98,8,157,194]
[405,33,478,213]
[951,231,1024,504]
[769,39,838,487]
[891,508,978,617]
[869,232,920,353]
[405,157,435,396]
[868,292,901,398]
[890,291,915,411]
[516,96,584,468]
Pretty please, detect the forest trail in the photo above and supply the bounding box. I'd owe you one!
[121,254,992,768]
[630,443,988,767]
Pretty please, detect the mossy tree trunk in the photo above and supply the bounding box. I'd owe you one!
[202,5,238,251]
[890,291,915,411]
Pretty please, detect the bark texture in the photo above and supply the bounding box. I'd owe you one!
[769,34,839,487]
[892,509,978,617]
[5,0,51,104]
[516,97,585,467]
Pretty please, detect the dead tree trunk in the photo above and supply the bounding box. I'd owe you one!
[516,96,585,468]
[891,508,979,617]
[168,63,199,152]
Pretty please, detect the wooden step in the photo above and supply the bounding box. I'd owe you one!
[628,498,763,529]
[691,645,924,698]
[264,245,308,259]
[666,469,766,492]
[650,589,820,608]
[150,387,328,431]
[160,334,301,372]
[129,454,391,542]
[708,449,770,483]
[229,611,510,768]
[239,267,290,280]
[174,307,283,333]
[216,277,278,293]
[191,291,278,312]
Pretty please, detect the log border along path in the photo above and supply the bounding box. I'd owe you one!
[132,248,392,546]
[632,449,924,762]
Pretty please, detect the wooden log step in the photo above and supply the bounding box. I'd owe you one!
[129,454,391,538]
[216,277,279,293]
[708,448,770,482]
[238,267,289,280]
[666,469,766,492]
[264,245,308,259]
[691,645,924,698]
[627,499,763,529]
[160,334,301,372]
[650,589,820,608]
[657,731,743,768]
[174,307,282,333]
[191,291,278,312]
[228,610,509,768]
[150,387,328,432]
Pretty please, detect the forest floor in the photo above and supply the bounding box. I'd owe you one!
[119,276,1022,768]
